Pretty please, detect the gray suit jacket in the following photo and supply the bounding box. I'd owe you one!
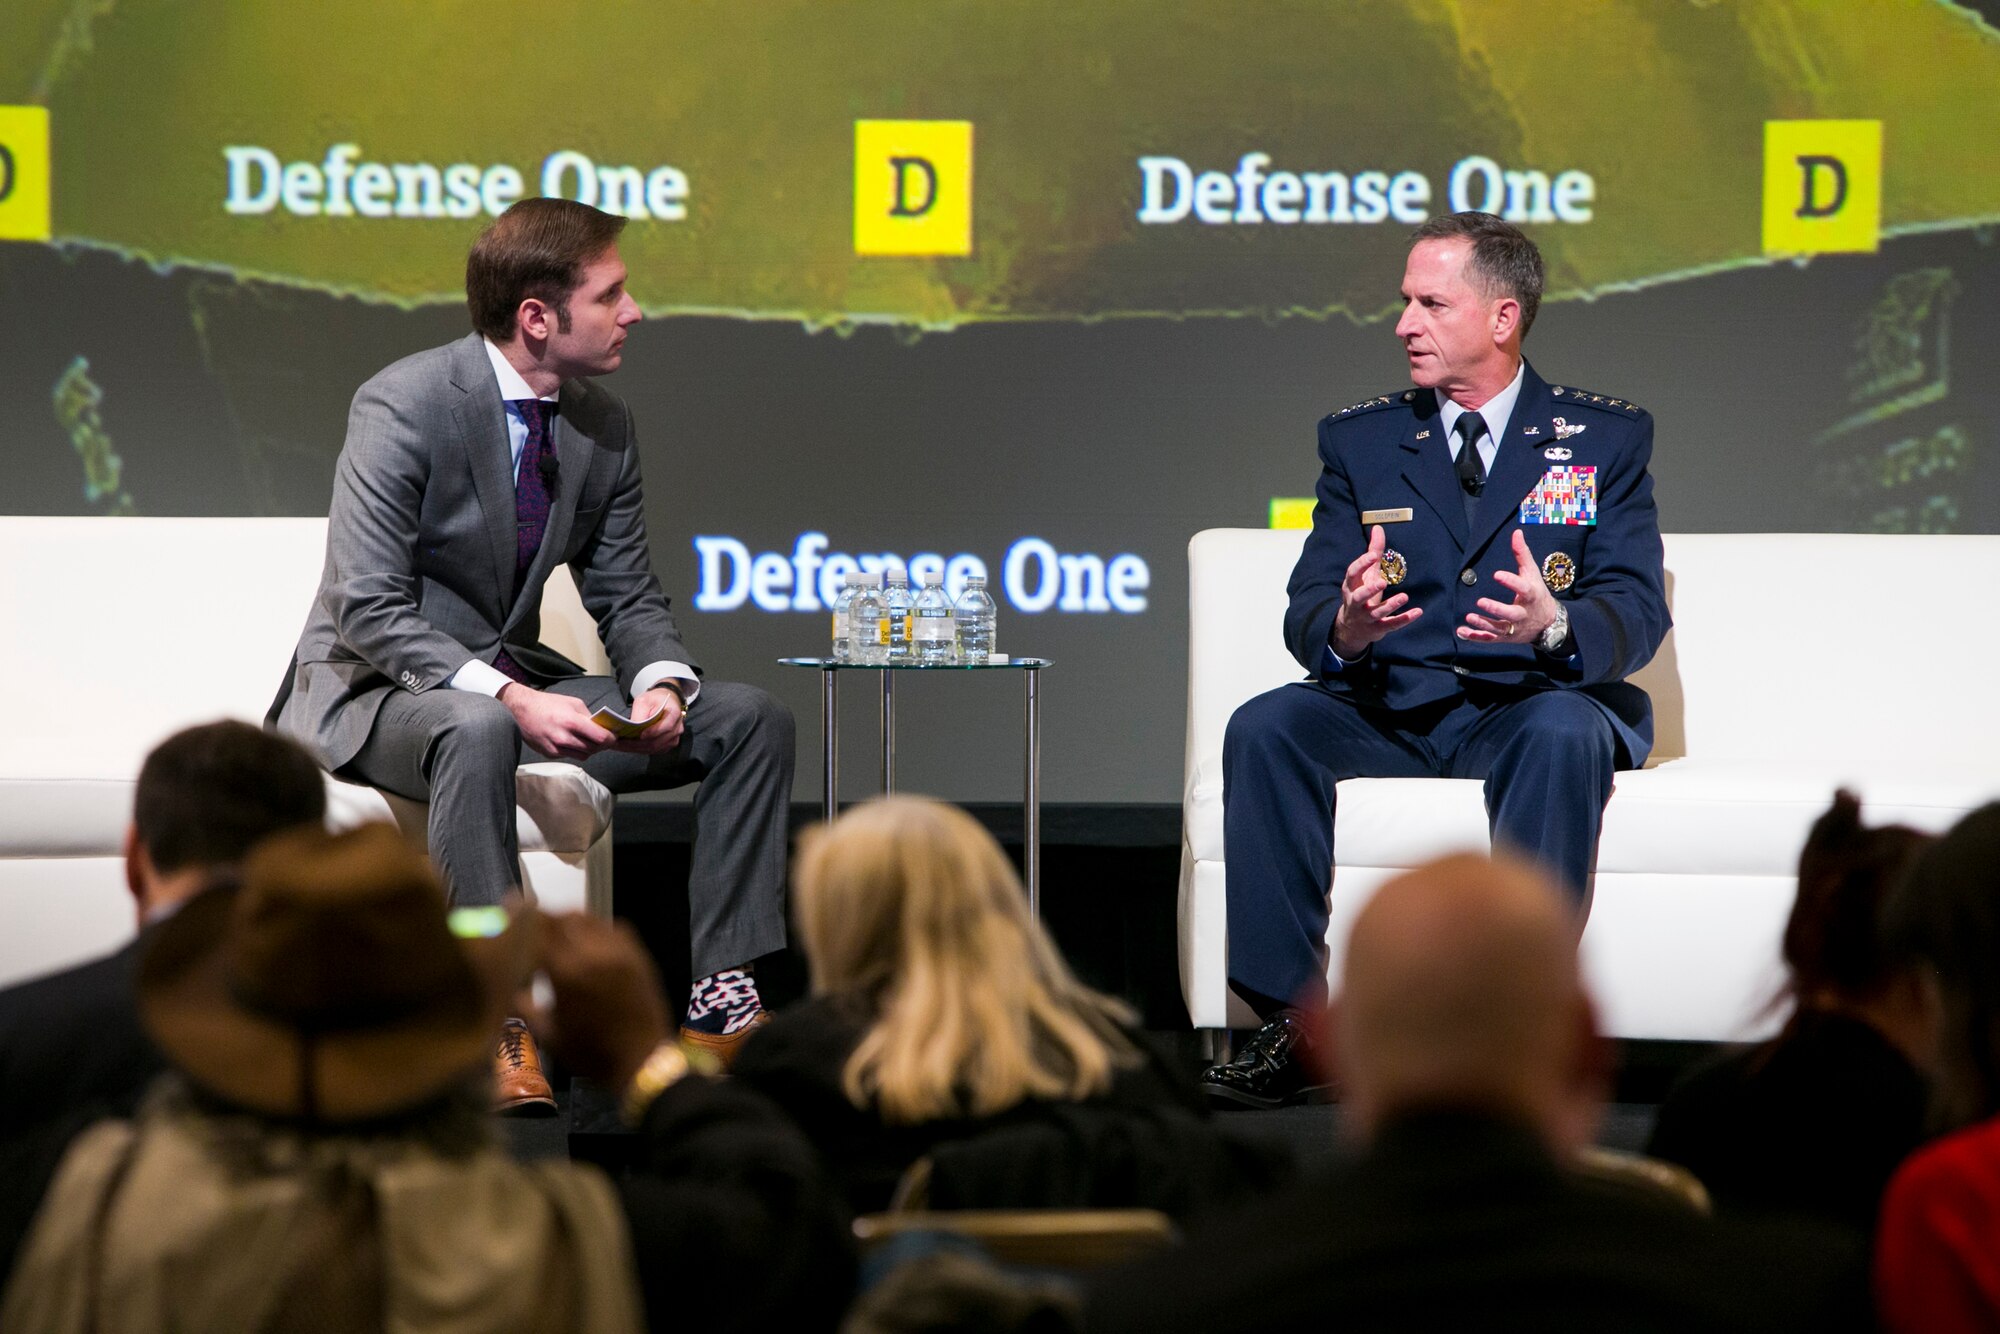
[269,333,694,771]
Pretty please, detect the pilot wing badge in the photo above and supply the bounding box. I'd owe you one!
[1520,466,1598,526]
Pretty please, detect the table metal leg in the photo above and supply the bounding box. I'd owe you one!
[880,669,896,793]
[820,666,838,824]
[1025,666,1041,917]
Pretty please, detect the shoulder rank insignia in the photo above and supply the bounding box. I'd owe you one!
[1549,386,1643,417]
[1327,391,1414,423]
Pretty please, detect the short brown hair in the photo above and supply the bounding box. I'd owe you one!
[134,721,326,874]
[465,198,628,342]
[1411,211,1544,339]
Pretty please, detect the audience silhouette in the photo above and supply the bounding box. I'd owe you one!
[0,721,326,1286]
[1648,790,1933,1232]
[0,823,851,1333]
[13,737,2000,1334]
[1080,852,1869,1333]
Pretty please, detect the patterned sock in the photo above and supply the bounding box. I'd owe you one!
[683,967,763,1035]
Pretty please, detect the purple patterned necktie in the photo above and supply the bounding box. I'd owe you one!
[493,399,555,685]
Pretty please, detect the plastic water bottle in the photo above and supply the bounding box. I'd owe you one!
[848,574,886,665]
[883,567,913,662]
[831,571,867,662]
[912,571,956,663]
[953,575,999,661]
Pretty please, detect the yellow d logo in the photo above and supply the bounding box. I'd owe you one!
[0,106,52,242]
[854,120,973,257]
[1762,120,1882,257]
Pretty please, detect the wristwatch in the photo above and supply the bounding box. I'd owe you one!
[1537,602,1571,655]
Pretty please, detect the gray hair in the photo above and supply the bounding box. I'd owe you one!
[1411,212,1544,340]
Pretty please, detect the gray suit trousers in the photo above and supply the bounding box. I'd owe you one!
[345,678,793,978]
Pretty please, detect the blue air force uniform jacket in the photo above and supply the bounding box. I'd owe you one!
[1283,361,1671,768]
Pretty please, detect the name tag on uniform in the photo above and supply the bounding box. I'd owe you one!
[1519,466,1597,526]
[1361,508,1414,525]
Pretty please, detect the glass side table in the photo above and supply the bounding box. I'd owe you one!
[778,657,1052,914]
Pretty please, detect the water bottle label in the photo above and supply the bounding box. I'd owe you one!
[831,612,841,639]
[876,619,891,645]
[914,619,954,642]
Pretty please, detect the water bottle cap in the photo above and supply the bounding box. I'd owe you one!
[965,575,986,586]
[844,571,868,585]
[857,572,882,586]
[921,571,943,585]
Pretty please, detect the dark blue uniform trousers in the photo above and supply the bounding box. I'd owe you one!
[1222,679,1615,1014]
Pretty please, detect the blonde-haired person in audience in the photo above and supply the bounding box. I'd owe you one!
[732,795,1277,1215]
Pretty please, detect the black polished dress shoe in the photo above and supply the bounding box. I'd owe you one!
[1199,1012,1335,1109]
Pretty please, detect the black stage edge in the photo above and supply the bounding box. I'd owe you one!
[611,798,1186,1032]
[613,798,1183,849]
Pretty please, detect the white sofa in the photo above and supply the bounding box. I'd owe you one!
[0,517,617,988]
[1180,529,2000,1042]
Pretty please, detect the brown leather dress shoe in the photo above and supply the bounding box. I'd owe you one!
[494,1018,557,1115]
[678,1009,772,1071]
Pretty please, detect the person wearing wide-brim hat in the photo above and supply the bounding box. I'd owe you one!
[0,823,855,1334]
[138,819,533,1124]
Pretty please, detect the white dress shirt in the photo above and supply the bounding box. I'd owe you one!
[446,341,698,704]
[1437,359,1525,476]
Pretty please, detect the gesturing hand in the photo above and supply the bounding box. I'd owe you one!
[1331,524,1422,660]
[1459,529,1559,645]
[500,684,616,760]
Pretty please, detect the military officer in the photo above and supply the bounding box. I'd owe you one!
[1203,212,1671,1108]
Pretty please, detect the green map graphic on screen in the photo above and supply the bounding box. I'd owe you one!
[10,0,2000,326]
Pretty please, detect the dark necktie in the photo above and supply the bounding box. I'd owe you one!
[493,399,555,685]
[1453,411,1488,497]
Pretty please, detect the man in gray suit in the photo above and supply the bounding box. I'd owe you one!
[270,199,792,1093]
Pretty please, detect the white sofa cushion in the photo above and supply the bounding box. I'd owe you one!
[0,764,611,861]
[355,765,613,856]
[1188,761,1986,879]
